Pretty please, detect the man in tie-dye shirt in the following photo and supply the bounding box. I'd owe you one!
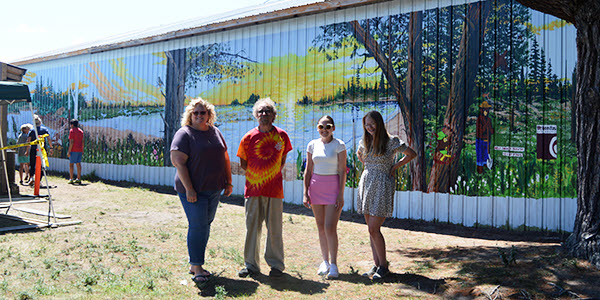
[237,98,292,278]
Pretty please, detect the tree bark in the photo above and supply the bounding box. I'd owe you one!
[164,48,186,166]
[427,1,491,192]
[515,0,599,268]
[565,2,600,268]
[407,12,426,191]
[566,16,600,267]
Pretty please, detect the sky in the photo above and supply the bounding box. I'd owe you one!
[0,0,273,63]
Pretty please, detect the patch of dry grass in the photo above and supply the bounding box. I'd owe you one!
[0,174,598,299]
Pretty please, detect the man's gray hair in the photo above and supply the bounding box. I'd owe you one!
[252,98,277,119]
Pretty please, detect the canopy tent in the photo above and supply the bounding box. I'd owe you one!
[0,82,32,103]
[0,81,32,103]
[0,80,80,231]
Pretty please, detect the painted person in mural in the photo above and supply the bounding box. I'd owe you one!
[236,98,292,278]
[303,115,347,279]
[17,123,32,185]
[26,114,53,186]
[476,101,494,173]
[356,111,416,280]
[170,98,233,285]
[67,119,84,184]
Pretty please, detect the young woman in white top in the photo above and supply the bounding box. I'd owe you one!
[303,115,347,279]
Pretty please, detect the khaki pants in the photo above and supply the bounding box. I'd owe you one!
[244,196,284,272]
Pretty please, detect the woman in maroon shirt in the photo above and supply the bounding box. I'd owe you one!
[170,98,233,285]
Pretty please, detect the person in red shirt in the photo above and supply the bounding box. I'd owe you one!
[237,98,292,278]
[67,119,84,184]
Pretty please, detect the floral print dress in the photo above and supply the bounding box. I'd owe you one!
[356,136,407,217]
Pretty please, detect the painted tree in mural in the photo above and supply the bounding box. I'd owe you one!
[314,1,491,191]
[163,48,186,167]
[314,13,431,189]
[407,12,425,189]
[162,44,254,165]
[515,0,600,267]
[426,1,491,192]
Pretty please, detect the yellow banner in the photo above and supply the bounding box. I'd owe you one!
[0,134,50,167]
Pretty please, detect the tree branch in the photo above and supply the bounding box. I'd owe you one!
[514,0,574,23]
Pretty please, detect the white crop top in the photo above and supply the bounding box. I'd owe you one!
[307,138,347,175]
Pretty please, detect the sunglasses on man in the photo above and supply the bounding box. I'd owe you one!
[193,111,207,116]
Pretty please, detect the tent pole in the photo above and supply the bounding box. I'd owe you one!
[29,102,56,225]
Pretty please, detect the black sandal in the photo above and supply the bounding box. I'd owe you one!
[192,273,210,285]
[190,270,212,277]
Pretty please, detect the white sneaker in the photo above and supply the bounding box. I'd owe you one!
[327,264,339,279]
[317,261,330,275]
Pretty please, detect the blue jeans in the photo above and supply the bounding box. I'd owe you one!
[178,190,222,266]
[476,138,490,166]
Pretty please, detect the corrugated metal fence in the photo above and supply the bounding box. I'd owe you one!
[14,0,577,232]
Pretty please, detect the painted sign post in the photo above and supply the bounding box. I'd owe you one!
[536,125,557,160]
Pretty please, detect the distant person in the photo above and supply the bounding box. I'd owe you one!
[237,98,292,278]
[303,115,347,279]
[17,123,32,185]
[27,114,53,185]
[356,111,416,279]
[171,98,233,285]
[67,119,84,184]
[476,101,494,173]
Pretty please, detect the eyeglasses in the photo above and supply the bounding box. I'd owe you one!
[257,109,273,115]
[317,124,333,130]
[193,111,207,116]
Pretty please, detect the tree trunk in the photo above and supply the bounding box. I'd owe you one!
[514,0,600,269]
[164,48,186,166]
[407,12,426,191]
[427,1,491,192]
[564,5,600,268]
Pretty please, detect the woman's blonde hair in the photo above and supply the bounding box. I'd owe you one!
[362,110,390,156]
[181,98,217,127]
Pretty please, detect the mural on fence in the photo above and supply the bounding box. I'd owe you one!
[11,0,577,200]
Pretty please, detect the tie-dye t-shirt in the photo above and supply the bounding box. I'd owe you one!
[237,126,292,198]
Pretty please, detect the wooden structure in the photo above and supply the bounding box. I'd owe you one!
[0,63,80,231]
[0,62,27,194]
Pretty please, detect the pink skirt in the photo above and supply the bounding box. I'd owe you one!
[308,174,339,205]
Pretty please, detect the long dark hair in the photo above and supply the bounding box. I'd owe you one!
[362,111,389,156]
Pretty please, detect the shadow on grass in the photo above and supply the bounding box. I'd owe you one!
[195,275,260,297]
[219,194,567,244]
[401,244,600,298]
[250,272,329,295]
[335,272,446,294]
[0,215,44,234]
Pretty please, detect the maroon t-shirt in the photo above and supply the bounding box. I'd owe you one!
[170,125,228,194]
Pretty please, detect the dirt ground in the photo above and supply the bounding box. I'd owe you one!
[2,173,599,299]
